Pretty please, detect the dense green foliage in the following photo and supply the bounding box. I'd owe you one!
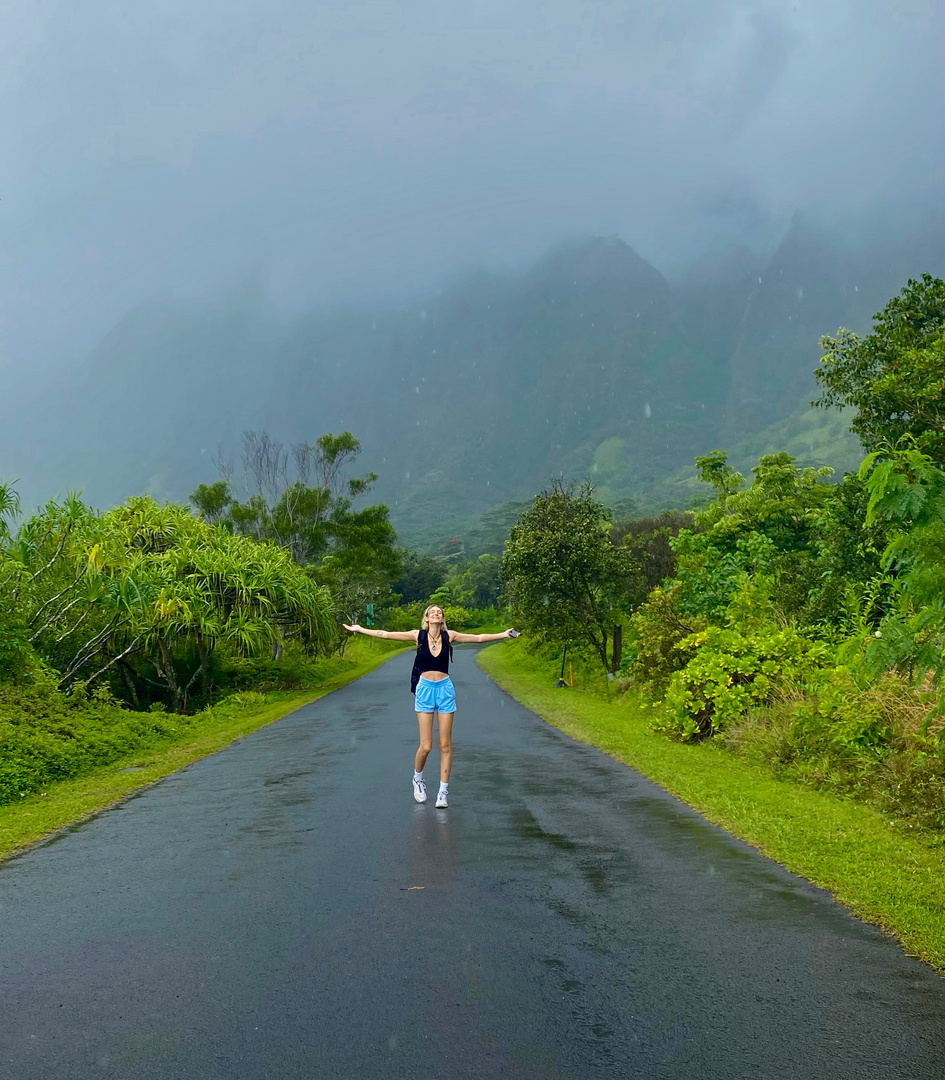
[815,274,945,464]
[393,550,447,604]
[190,432,401,651]
[502,481,636,673]
[0,431,415,806]
[499,277,945,829]
[0,671,215,804]
[0,639,398,805]
[856,440,945,694]
[1,495,334,710]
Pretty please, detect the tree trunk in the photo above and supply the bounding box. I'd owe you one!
[594,625,609,675]
[158,641,182,713]
[120,662,140,709]
[611,624,623,673]
[199,643,211,700]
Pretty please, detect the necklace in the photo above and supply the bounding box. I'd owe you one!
[428,632,441,653]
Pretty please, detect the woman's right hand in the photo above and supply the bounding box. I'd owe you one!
[342,623,361,633]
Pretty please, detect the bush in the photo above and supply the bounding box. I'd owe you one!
[657,626,831,741]
[0,682,203,803]
[624,584,705,693]
[722,672,945,831]
[213,652,329,692]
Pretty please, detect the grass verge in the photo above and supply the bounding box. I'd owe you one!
[479,641,945,974]
[0,641,406,863]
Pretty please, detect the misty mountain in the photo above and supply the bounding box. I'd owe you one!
[2,214,941,549]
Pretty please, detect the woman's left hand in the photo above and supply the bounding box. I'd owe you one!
[505,628,519,638]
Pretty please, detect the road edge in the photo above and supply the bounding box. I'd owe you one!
[0,646,408,863]
[478,643,945,975]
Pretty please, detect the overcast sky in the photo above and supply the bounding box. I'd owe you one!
[1,0,942,378]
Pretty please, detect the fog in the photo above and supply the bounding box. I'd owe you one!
[1,0,942,385]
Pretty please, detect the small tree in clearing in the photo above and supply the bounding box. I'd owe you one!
[502,480,635,676]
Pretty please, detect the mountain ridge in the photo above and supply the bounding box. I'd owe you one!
[1,218,941,547]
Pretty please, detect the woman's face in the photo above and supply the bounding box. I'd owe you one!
[426,606,444,625]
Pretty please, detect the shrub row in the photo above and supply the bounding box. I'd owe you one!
[0,680,209,804]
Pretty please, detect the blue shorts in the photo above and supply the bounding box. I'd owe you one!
[414,676,456,714]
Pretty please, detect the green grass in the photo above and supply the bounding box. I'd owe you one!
[479,641,945,973]
[0,640,406,863]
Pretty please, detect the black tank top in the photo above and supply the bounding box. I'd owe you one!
[417,628,451,674]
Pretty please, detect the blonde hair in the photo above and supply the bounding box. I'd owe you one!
[421,604,449,633]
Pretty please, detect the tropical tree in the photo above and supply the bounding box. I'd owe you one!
[1,493,335,708]
[450,553,503,610]
[392,550,447,605]
[1,492,109,683]
[314,500,401,651]
[815,274,945,464]
[502,481,635,674]
[192,430,400,632]
[857,440,945,721]
[190,480,232,524]
[100,499,335,709]
[611,510,693,610]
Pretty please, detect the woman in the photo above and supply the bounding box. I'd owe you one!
[343,605,516,807]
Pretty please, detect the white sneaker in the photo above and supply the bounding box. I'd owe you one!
[413,777,427,803]
[435,789,448,808]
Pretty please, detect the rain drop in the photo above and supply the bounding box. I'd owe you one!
[644,403,652,419]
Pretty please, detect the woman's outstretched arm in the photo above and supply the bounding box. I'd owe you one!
[343,623,419,642]
[449,628,517,644]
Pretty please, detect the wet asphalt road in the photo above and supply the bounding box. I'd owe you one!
[1,648,943,1080]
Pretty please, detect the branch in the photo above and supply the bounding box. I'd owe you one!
[57,615,128,685]
[53,603,95,645]
[29,596,88,643]
[26,565,88,627]
[119,659,166,690]
[27,520,75,584]
[74,637,145,693]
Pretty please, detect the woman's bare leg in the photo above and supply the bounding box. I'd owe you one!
[415,712,434,773]
[437,712,454,784]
